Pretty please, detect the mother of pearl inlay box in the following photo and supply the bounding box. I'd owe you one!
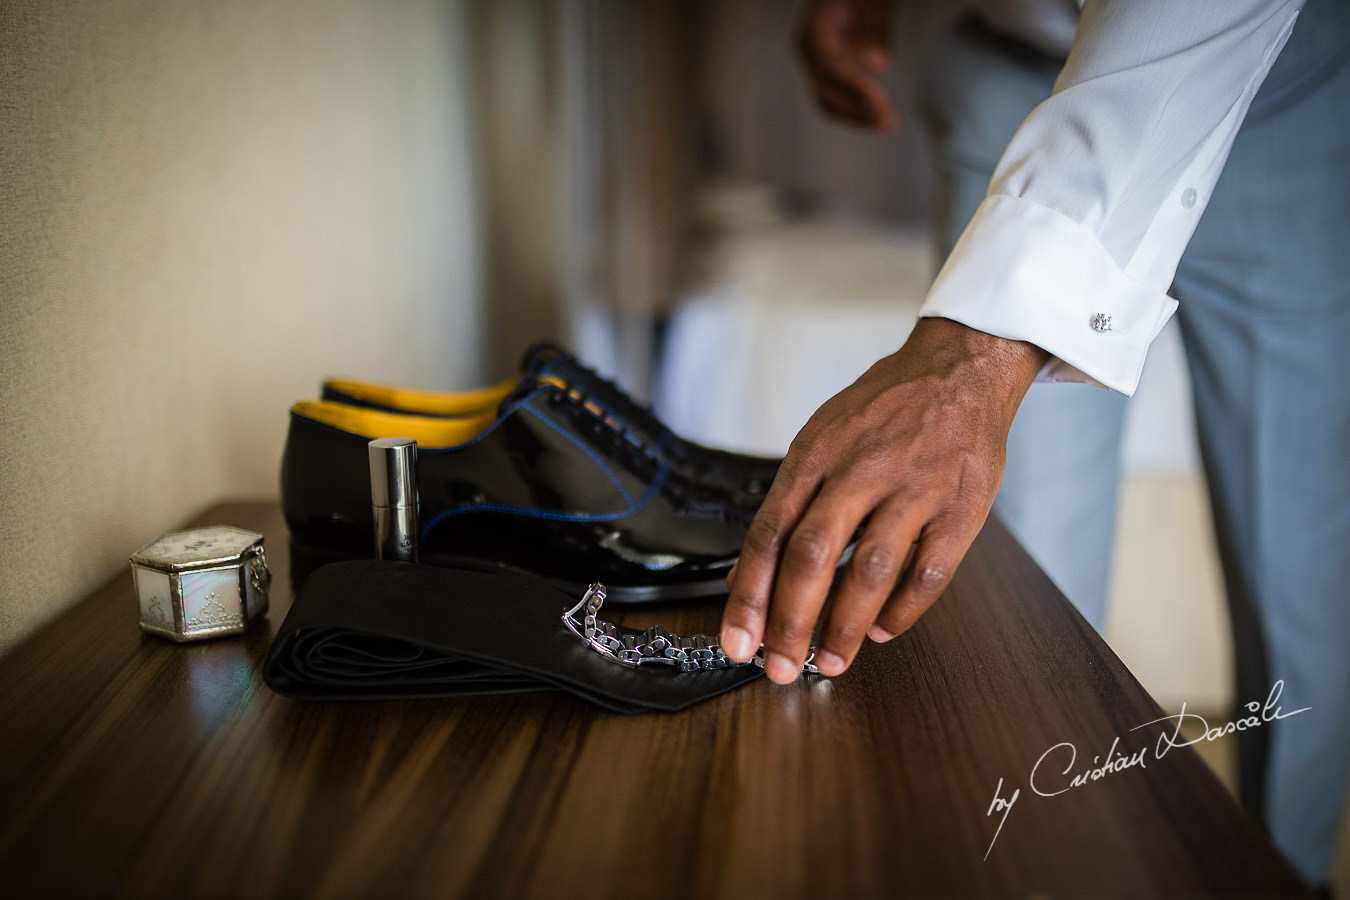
[129,525,270,642]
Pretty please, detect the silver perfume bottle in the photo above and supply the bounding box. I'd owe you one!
[369,437,419,562]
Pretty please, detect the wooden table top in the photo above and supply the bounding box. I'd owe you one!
[0,501,1308,898]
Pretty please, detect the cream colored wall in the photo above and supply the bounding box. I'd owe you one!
[0,1,486,654]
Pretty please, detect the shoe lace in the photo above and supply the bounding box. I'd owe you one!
[541,380,742,522]
[529,345,674,446]
[542,380,661,468]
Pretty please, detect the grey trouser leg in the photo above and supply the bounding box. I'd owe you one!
[1171,16,1350,878]
[920,11,1350,884]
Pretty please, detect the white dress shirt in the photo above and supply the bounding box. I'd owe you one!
[918,0,1305,394]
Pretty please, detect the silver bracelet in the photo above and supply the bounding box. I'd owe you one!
[562,583,818,675]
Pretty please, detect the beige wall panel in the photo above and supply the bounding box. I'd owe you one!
[0,1,485,654]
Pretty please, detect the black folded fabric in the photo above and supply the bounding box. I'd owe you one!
[263,560,762,713]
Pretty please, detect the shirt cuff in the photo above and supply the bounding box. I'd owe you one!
[918,194,1178,396]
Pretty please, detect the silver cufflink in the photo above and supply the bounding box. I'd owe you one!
[1090,313,1113,333]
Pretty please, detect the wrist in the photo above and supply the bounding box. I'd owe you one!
[904,316,1048,413]
[915,313,1047,373]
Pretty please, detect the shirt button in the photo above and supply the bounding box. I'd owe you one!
[1181,187,1198,209]
[1091,313,1113,333]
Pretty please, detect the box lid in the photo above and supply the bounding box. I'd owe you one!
[129,525,264,572]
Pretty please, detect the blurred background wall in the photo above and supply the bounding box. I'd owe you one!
[0,0,486,653]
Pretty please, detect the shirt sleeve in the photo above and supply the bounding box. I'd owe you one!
[917,0,1305,394]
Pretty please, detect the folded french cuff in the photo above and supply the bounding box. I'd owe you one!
[918,195,1178,396]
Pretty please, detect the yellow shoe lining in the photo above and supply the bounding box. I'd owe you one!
[324,376,518,417]
[292,400,498,448]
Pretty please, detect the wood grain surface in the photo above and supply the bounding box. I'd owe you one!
[0,501,1309,898]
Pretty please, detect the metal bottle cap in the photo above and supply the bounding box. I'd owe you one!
[369,437,419,562]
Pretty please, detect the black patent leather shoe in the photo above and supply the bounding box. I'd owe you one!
[282,374,761,602]
[320,342,782,499]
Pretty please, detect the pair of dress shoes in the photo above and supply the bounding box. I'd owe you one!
[320,343,781,498]
[281,343,782,602]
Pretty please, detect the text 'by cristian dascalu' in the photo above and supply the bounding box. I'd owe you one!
[982,680,1309,860]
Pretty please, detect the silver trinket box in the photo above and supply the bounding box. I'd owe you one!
[129,525,271,641]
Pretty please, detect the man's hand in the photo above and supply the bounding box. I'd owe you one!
[796,0,899,132]
[719,318,1048,683]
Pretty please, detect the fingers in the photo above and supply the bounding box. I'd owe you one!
[720,463,821,669]
[731,479,987,684]
[721,442,872,684]
[720,432,981,683]
[758,487,876,683]
[723,454,993,683]
[869,516,983,641]
[811,498,922,676]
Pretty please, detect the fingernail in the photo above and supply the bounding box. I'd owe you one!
[813,649,845,677]
[867,624,896,643]
[721,626,753,661]
[765,653,798,684]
